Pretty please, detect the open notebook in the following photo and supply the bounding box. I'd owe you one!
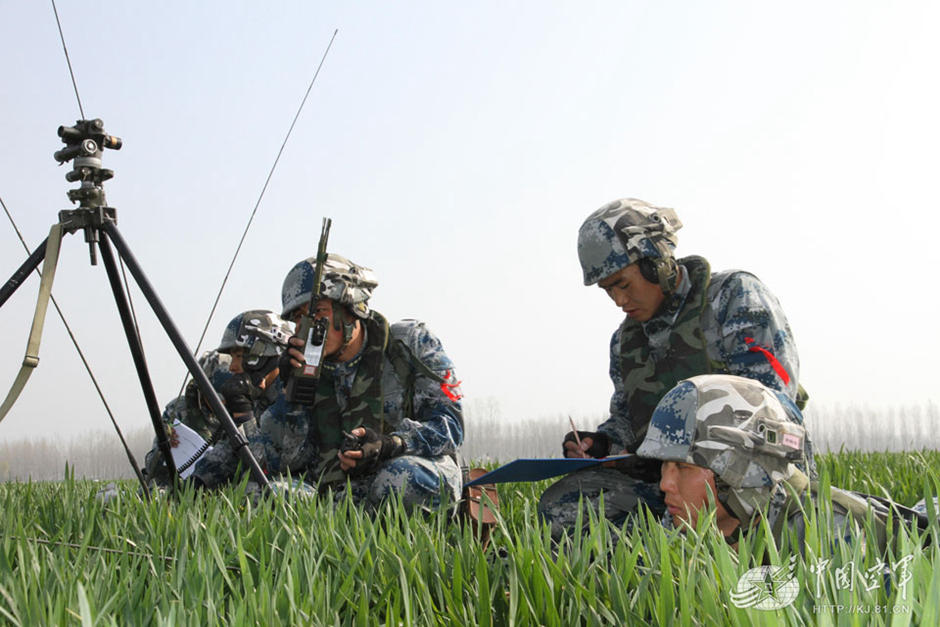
[168,421,213,479]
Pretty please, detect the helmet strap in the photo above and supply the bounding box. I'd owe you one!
[330,301,358,354]
[714,476,752,527]
[331,301,343,332]
[723,525,743,546]
[342,320,356,346]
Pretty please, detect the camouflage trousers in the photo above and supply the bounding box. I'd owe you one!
[268,454,462,512]
[537,466,665,540]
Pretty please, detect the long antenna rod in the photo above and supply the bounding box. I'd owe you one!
[50,0,84,119]
[179,28,339,395]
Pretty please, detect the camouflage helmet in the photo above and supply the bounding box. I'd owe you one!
[577,198,682,286]
[184,350,234,410]
[281,253,378,319]
[636,374,806,524]
[217,310,292,371]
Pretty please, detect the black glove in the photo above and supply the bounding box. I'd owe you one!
[219,373,261,422]
[562,430,611,458]
[247,355,280,387]
[277,337,301,385]
[340,428,405,476]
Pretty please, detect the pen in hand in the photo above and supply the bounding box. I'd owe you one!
[568,416,582,448]
[568,415,588,458]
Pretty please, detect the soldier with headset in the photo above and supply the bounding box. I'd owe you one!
[144,310,291,488]
[539,197,813,539]
[193,254,465,512]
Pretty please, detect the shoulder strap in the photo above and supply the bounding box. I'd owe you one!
[389,338,446,382]
[0,224,65,423]
[387,337,447,419]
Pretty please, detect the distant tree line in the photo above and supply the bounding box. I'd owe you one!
[1,399,938,482]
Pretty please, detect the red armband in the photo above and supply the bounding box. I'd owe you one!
[744,337,790,385]
[440,369,463,401]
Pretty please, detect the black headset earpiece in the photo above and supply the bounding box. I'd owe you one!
[637,257,660,284]
[247,355,279,386]
[638,256,679,295]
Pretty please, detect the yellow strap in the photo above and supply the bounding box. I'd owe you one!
[0,224,65,423]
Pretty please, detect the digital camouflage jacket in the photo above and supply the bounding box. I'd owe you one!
[598,256,803,451]
[193,315,464,489]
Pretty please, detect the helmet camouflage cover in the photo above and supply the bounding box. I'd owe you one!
[281,253,378,319]
[217,310,292,370]
[577,198,682,285]
[637,374,806,523]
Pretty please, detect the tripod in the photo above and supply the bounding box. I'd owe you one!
[0,119,269,493]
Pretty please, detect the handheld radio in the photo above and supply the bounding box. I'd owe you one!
[286,217,332,404]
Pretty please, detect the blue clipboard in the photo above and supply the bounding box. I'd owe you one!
[464,454,633,487]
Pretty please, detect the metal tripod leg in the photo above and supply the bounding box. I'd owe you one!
[1,229,152,493]
[97,232,172,495]
[0,238,48,308]
[101,221,270,489]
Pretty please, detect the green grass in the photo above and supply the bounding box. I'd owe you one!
[0,451,938,625]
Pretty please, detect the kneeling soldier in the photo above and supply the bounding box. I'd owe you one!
[197,254,465,511]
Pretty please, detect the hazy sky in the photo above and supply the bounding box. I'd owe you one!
[1,1,938,443]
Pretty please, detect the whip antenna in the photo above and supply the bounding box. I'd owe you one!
[51,0,85,119]
[179,28,338,395]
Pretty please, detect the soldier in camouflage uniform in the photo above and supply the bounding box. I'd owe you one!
[146,310,291,488]
[193,254,465,511]
[639,374,923,550]
[539,197,812,538]
[143,350,231,488]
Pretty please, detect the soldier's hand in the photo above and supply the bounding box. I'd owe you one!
[338,427,404,476]
[562,431,611,459]
[219,373,260,423]
[278,336,307,384]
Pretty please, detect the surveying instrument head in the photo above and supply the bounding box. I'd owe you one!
[53,118,123,264]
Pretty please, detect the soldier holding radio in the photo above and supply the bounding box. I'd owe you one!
[194,242,464,512]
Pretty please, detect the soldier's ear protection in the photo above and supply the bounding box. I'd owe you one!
[637,256,679,295]
[637,258,660,284]
[245,339,266,369]
[246,355,279,385]
[244,341,281,385]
